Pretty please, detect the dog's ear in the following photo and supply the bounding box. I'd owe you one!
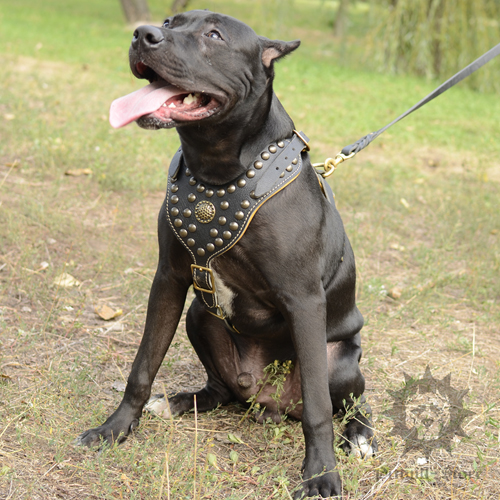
[259,37,300,68]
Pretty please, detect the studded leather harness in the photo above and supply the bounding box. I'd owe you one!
[165,131,332,332]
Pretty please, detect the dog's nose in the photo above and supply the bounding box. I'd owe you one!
[131,25,165,49]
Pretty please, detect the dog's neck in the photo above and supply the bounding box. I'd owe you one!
[175,91,295,186]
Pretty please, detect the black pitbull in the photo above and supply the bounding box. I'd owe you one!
[78,10,377,498]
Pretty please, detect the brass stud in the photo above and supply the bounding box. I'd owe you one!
[188,224,197,233]
[292,158,298,165]
[227,184,236,193]
[171,195,179,204]
[237,179,246,188]
[246,170,256,178]
[189,177,197,186]
[277,141,285,148]
[183,208,192,218]
[261,152,270,160]
[215,238,223,247]
[185,168,191,176]
[229,222,238,231]
[195,200,215,224]
[269,145,277,153]
[206,189,214,197]
[286,165,293,172]
[250,190,257,199]
[171,207,179,216]
[207,243,215,252]
[187,238,195,247]
[171,184,179,193]
[218,217,227,225]
[220,201,229,210]
[241,200,250,209]
[223,231,232,240]
[254,161,263,169]
[187,193,196,203]
[179,229,188,238]
[217,189,225,197]
[197,184,205,193]
[197,248,205,257]
[174,218,183,228]
[279,172,285,178]
[235,211,244,220]
[210,228,218,237]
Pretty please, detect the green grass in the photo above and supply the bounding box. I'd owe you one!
[1,0,500,499]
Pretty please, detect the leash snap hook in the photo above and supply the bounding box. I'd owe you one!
[313,151,355,178]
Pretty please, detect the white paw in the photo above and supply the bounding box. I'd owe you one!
[349,434,374,459]
[144,395,172,419]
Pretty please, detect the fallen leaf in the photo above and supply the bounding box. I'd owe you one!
[491,229,498,235]
[388,287,402,300]
[53,273,80,287]
[0,373,12,380]
[227,433,245,445]
[229,450,239,463]
[112,381,126,392]
[389,243,405,251]
[207,453,218,468]
[400,198,410,209]
[95,304,123,321]
[64,168,92,176]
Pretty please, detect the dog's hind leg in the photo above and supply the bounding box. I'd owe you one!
[148,298,236,418]
[327,334,378,458]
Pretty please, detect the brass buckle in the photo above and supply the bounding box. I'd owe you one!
[293,130,310,151]
[313,151,356,178]
[207,307,226,320]
[191,264,215,294]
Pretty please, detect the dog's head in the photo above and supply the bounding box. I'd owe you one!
[109,10,299,130]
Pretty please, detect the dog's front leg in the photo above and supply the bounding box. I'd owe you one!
[77,267,188,448]
[286,293,341,499]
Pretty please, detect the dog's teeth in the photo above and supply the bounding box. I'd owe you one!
[183,93,196,105]
[168,103,176,108]
[162,103,167,107]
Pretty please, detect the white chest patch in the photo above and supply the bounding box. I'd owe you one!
[211,268,237,318]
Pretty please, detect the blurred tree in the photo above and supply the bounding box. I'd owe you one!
[172,0,191,13]
[333,0,350,37]
[120,0,151,23]
[368,0,500,92]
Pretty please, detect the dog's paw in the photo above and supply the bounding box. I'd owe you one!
[75,420,138,449]
[344,433,375,458]
[293,470,341,499]
[341,417,378,459]
[254,406,282,424]
[144,394,172,419]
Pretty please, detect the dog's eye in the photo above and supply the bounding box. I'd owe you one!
[162,19,170,28]
[206,30,222,40]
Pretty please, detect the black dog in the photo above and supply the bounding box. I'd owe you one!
[78,10,377,498]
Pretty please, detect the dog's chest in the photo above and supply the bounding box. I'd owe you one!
[164,133,308,323]
[210,268,236,318]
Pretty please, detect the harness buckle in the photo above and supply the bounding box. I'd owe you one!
[191,264,215,294]
[293,130,310,151]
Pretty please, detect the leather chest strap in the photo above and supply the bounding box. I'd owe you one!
[165,132,307,319]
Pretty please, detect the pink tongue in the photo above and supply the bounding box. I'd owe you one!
[109,80,185,129]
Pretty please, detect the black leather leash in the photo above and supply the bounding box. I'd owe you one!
[314,42,500,177]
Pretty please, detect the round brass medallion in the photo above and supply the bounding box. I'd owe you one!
[195,200,216,223]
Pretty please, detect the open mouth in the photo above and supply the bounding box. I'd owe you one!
[109,62,221,129]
